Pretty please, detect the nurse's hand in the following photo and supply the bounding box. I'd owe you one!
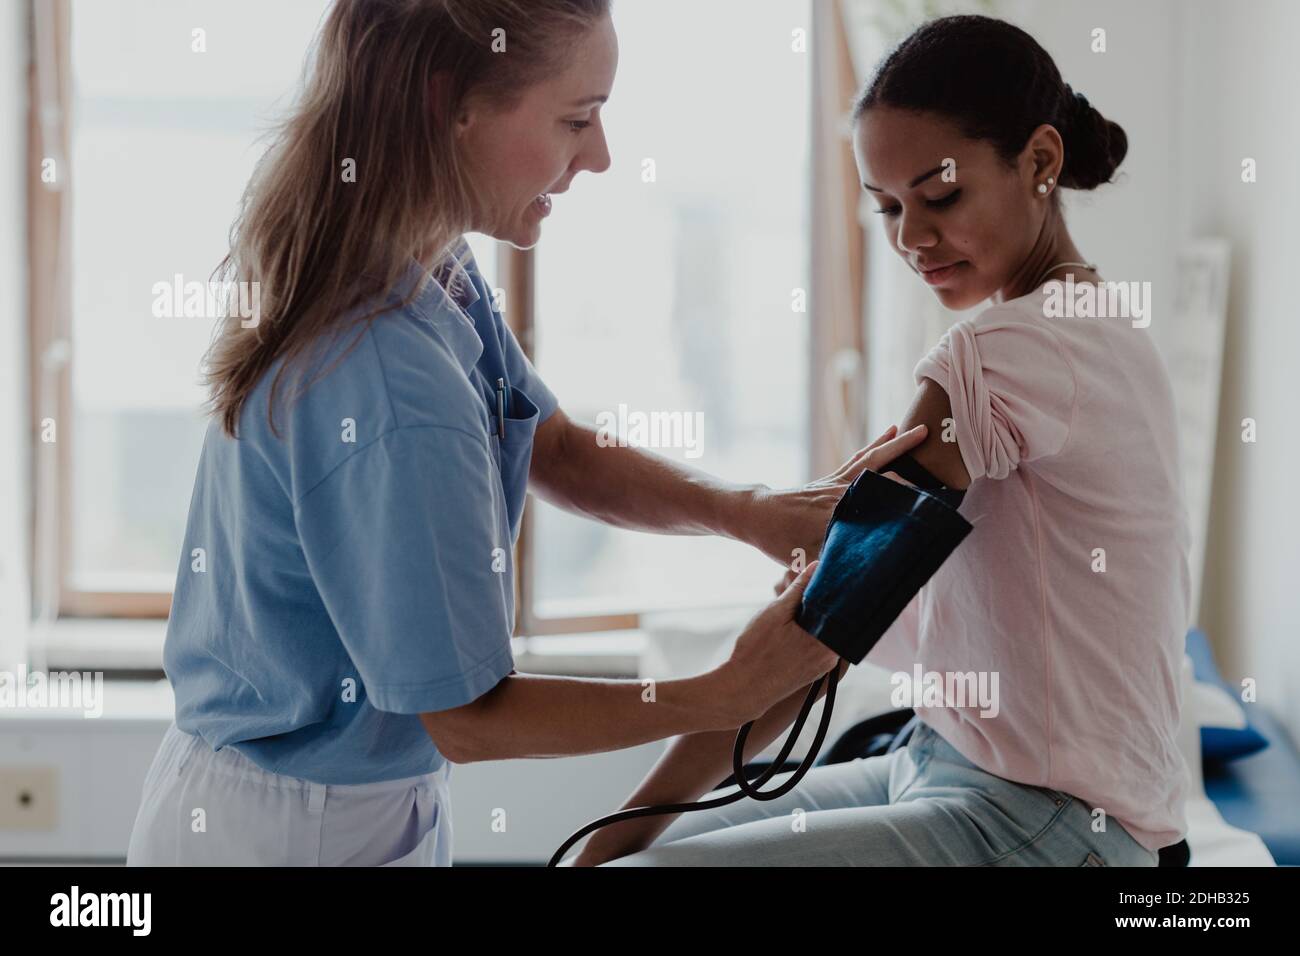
[719,561,842,725]
[744,423,928,572]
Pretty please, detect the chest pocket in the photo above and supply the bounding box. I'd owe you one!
[488,385,541,541]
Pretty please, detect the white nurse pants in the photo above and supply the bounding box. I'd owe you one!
[127,722,453,866]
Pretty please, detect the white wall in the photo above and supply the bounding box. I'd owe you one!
[1173,0,1300,740]
[1013,0,1181,349]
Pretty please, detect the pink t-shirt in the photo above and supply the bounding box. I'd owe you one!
[868,287,1191,852]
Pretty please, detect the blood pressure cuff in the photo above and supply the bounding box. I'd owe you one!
[796,456,973,664]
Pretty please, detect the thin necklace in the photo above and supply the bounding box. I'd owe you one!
[1033,260,1097,288]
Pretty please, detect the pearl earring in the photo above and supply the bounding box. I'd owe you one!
[1037,183,1048,194]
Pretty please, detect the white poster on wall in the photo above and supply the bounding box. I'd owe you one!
[1166,239,1231,621]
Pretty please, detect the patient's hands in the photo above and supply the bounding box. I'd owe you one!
[748,423,928,575]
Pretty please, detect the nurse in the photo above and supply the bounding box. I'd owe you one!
[126,0,925,866]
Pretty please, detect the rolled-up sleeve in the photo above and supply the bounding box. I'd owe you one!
[294,425,515,714]
[913,314,1077,481]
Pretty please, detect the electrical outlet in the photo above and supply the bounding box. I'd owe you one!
[0,766,59,830]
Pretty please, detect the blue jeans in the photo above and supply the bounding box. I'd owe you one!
[601,721,1159,866]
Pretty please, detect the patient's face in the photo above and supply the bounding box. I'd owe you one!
[853,106,1041,310]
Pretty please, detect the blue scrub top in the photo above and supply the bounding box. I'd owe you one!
[165,238,558,784]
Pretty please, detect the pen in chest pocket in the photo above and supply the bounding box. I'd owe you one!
[495,377,506,440]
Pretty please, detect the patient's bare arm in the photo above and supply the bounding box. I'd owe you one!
[898,377,971,489]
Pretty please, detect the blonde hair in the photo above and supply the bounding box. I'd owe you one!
[205,0,610,437]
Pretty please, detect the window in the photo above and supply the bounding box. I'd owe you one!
[33,0,844,646]
[51,1,503,617]
[61,0,337,612]
[529,0,814,625]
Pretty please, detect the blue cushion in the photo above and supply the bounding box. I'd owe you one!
[1203,702,1300,866]
[1186,629,1269,762]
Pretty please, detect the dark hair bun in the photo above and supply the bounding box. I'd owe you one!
[1059,89,1128,190]
[853,15,1130,194]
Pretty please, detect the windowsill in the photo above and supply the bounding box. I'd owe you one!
[0,622,646,729]
[38,618,646,678]
[40,618,167,672]
[514,631,645,678]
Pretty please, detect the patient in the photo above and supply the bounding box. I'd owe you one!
[576,14,1191,866]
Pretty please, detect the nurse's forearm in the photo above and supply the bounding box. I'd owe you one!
[638,660,849,804]
[528,412,756,543]
[576,661,848,862]
[430,667,752,763]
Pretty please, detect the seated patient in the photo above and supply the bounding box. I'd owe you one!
[577,14,1191,867]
